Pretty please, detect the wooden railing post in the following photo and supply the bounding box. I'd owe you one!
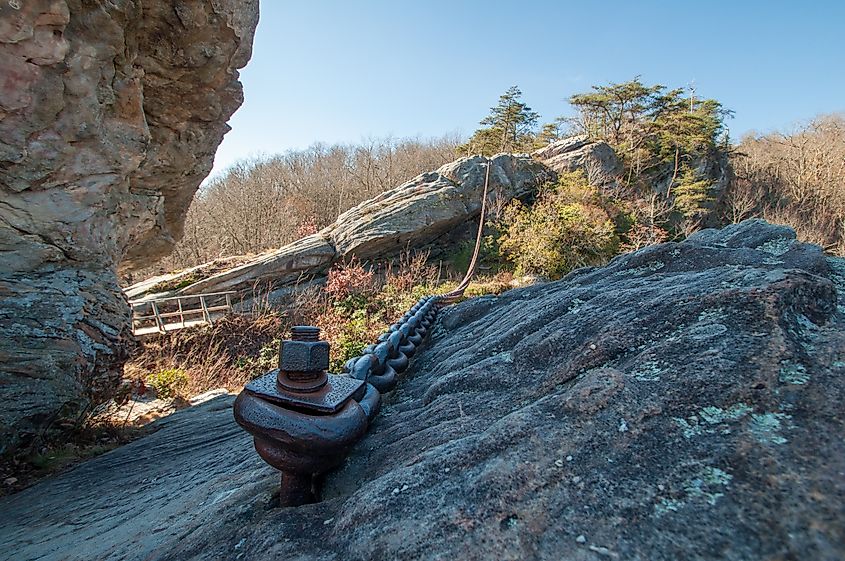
[199,296,211,324]
[177,298,185,327]
[151,301,166,333]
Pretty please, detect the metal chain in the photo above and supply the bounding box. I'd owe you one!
[233,158,496,506]
[342,159,491,392]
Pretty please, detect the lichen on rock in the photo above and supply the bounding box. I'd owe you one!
[1,220,842,560]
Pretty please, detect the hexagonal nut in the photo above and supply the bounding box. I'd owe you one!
[280,339,330,373]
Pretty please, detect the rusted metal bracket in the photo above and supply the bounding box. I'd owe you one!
[233,326,380,506]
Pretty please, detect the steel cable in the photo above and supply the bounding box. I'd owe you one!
[440,157,491,302]
[344,158,492,391]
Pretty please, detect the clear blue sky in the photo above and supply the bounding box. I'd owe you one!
[210,0,845,178]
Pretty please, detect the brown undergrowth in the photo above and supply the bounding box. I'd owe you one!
[126,251,517,399]
[125,314,286,395]
[3,255,518,496]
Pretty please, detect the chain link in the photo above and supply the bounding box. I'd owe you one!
[342,159,492,394]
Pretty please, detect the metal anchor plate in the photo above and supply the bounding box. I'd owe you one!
[245,369,364,414]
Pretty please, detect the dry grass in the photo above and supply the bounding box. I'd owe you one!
[125,250,517,399]
[124,314,287,395]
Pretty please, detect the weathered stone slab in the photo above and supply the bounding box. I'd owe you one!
[177,233,337,297]
[532,134,621,184]
[323,154,550,261]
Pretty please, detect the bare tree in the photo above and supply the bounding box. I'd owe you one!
[728,113,845,253]
[128,135,462,281]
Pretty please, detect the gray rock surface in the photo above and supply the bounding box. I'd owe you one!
[126,154,552,300]
[323,153,550,260]
[0,1,258,451]
[177,233,338,297]
[2,220,842,560]
[532,134,621,185]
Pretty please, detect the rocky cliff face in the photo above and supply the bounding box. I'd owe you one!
[1,220,842,560]
[532,134,621,185]
[0,1,258,452]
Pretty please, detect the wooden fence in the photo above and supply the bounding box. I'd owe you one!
[130,291,237,336]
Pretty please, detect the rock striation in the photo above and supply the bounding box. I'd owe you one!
[2,220,842,560]
[0,1,259,452]
[324,154,551,260]
[532,134,621,185]
[127,153,553,301]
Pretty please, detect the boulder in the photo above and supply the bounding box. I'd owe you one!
[2,220,842,560]
[533,134,621,185]
[0,1,259,452]
[323,154,550,260]
[126,154,552,300]
[179,233,337,297]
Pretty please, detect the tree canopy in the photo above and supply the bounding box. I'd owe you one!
[459,86,539,156]
[566,78,731,185]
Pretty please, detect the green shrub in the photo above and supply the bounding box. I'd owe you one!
[146,368,189,399]
[674,166,715,221]
[446,241,474,274]
[375,282,419,321]
[445,232,505,275]
[498,172,619,279]
[325,308,383,373]
[234,338,280,379]
[332,293,370,316]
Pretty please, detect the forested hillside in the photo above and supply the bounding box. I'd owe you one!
[729,114,845,253]
[134,79,843,287]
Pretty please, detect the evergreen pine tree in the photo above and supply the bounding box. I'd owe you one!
[459,86,539,156]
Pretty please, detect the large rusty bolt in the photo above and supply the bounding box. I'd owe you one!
[277,326,330,392]
[280,326,329,373]
[234,325,377,506]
